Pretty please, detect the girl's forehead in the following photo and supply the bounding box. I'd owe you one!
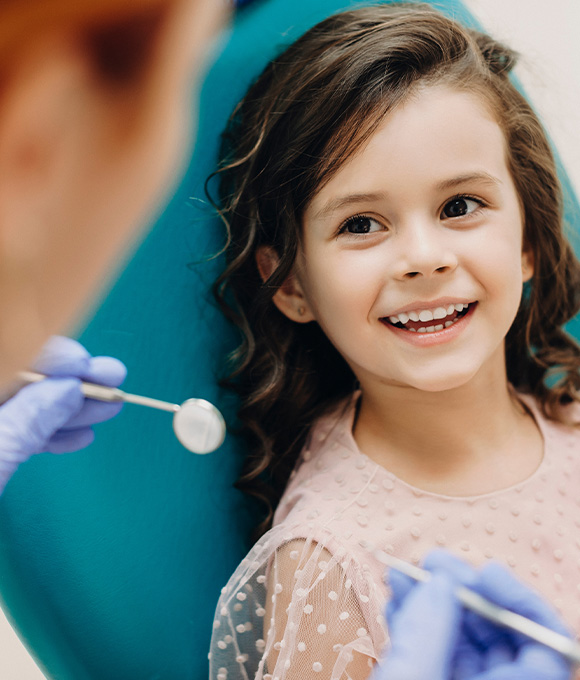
[307,85,508,213]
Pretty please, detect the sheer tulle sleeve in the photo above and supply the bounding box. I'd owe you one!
[209,524,387,679]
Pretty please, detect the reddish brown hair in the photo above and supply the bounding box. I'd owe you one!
[0,0,179,90]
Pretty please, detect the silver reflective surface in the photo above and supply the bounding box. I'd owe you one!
[172,398,226,454]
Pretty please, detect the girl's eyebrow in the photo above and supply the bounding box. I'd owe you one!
[435,172,503,191]
[314,172,502,220]
[313,192,386,220]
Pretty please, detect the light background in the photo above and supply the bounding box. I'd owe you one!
[0,0,578,677]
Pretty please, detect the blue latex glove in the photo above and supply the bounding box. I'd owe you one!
[375,550,573,680]
[0,336,126,494]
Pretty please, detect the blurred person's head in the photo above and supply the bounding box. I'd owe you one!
[0,0,225,384]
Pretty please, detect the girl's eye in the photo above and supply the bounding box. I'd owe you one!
[441,196,482,219]
[339,215,383,235]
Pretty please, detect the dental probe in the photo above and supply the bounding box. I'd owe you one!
[361,541,580,666]
[18,371,226,455]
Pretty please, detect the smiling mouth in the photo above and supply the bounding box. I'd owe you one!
[382,302,476,333]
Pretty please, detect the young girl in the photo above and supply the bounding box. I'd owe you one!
[209,3,580,678]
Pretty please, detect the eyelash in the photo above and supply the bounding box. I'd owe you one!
[442,194,487,220]
[336,194,487,237]
[337,213,381,238]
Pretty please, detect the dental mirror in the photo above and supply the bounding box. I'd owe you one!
[172,398,226,454]
[18,371,226,455]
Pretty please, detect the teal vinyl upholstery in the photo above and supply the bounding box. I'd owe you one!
[0,1,577,678]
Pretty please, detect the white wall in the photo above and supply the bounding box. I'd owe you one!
[466,0,580,194]
[0,1,578,678]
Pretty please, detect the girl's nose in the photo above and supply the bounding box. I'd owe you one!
[392,221,458,280]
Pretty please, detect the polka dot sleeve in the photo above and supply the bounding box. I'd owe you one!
[209,525,386,680]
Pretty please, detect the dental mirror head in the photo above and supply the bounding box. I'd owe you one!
[172,398,226,454]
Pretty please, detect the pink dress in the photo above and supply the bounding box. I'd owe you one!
[209,391,580,679]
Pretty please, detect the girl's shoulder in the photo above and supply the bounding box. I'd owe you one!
[209,517,387,679]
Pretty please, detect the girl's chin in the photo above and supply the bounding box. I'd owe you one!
[401,368,482,394]
[357,351,500,395]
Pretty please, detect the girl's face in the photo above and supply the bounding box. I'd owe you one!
[290,85,532,395]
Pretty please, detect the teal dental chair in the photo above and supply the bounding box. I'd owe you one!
[0,1,578,678]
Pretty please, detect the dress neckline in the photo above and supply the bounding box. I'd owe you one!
[325,389,551,502]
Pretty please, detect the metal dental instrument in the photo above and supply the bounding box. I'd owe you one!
[364,542,580,666]
[18,371,226,455]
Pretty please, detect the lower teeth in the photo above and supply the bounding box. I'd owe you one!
[413,318,457,333]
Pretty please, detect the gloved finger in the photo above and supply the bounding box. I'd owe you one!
[385,568,416,623]
[462,608,513,650]
[477,562,571,637]
[423,549,479,586]
[45,427,95,454]
[0,379,83,456]
[31,337,127,388]
[81,356,127,387]
[57,399,123,429]
[514,645,573,680]
[32,336,91,376]
[453,639,485,680]
[469,563,572,679]
[472,651,572,680]
[483,637,518,669]
[386,550,477,625]
[379,572,461,680]
[454,638,535,680]
[453,613,510,679]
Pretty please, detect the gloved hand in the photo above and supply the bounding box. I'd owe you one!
[0,335,126,494]
[375,550,573,680]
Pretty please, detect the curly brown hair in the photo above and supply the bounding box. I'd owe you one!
[210,2,580,537]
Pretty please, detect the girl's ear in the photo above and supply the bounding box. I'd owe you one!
[521,247,534,283]
[255,246,315,323]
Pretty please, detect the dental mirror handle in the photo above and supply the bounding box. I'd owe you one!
[18,371,178,413]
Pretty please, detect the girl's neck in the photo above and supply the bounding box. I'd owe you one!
[353,369,543,496]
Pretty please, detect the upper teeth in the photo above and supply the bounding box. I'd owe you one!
[389,303,468,326]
